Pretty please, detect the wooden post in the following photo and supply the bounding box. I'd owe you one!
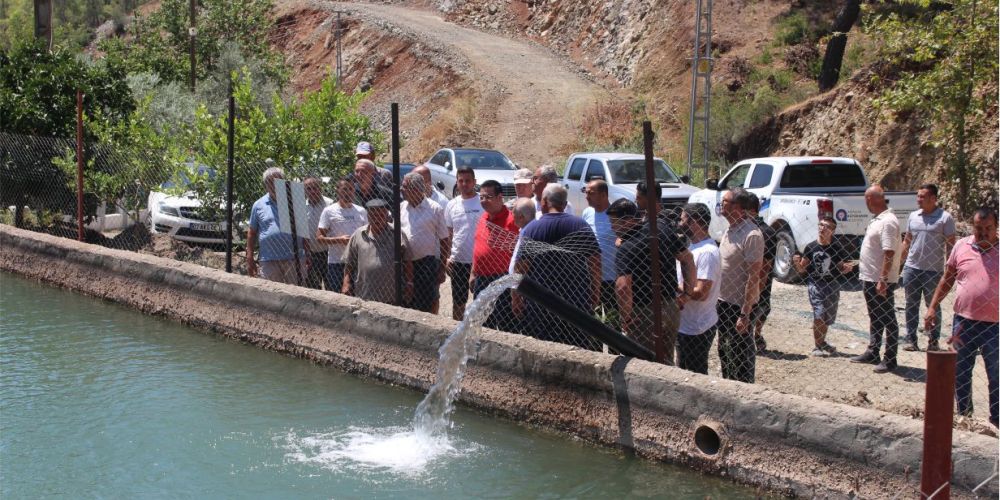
[642,121,663,363]
[921,350,957,499]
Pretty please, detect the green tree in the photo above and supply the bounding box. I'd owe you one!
[186,71,381,221]
[867,0,999,215]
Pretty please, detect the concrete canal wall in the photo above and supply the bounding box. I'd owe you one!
[2,225,996,498]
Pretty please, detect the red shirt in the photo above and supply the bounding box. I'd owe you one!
[472,207,519,276]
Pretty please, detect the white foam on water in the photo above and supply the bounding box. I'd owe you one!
[284,426,476,476]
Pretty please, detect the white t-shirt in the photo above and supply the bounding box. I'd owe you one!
[444,195,484,264]
[401,198,449,260]
[678,238,722,335]
[317,203,367,263]
[860,209,901,283]
[534,198,575,218]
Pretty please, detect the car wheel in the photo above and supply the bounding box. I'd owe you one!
[773,228,802,284]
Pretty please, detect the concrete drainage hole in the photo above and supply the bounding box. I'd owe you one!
[694,425,722,456]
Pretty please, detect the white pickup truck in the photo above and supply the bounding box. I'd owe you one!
[562,152,699,218]
[687,157,918,283]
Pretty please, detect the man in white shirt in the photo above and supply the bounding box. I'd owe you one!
[304,177,331,290]
[444,167,483,320]
[317,179,367,294]
[532,165,574,217]
[676,203,722,374]
[851,185,902,374]
[400,173,449,313]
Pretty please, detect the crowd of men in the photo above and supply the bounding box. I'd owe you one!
[244,143,998,428]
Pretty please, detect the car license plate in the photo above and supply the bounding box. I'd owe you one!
[190,222,220,231]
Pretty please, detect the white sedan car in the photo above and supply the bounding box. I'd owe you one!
[147,167,230,245]
[425,148,519,199]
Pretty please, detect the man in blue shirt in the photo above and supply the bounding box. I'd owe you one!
[247,166,307,284]
[514,184,601,350]
[581,179,619,325]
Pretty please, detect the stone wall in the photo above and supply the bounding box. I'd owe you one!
[1,224,995,498]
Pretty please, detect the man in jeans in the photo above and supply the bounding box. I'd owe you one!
[717,188,764,383]
[925,207,998,428]
[851,185,902,374]
[900,184,956,351]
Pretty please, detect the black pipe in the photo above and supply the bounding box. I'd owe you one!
[515,276,655,361]
[225,80,234,273]
[391,103,402,306]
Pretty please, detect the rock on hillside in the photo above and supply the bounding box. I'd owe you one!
[732,68,998,211]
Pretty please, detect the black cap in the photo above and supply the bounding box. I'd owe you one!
[606,198,639,219]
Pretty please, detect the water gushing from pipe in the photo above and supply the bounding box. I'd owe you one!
[412,274,522,437]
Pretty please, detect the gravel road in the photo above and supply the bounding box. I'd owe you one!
[327,1,609,166]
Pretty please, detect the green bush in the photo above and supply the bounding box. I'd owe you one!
[775,12,810,46]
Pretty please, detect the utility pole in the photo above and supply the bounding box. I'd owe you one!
[685,0,713,182]
[189,0,197,92]
[33,0,52,51]
[332,10,345,86]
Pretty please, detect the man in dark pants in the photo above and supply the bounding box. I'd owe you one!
[400,173,449,313]
[471,180,520,330]
[747,194,776,352]
[717,188,764,383]
[676,203,721,374]
[851,185,902,373]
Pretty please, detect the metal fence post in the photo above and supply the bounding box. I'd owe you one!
[921,350,957,499]
[391,103,402,306]
[642,121,664,363]
[225,80,235,273]
[75,89,84,242]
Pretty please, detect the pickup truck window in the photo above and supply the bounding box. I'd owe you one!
[584,160,606,181]
[454,150,516,170]
[606,159,679,184]
[779,163,866,188]
[719,164,751,189]
[748,164,773,188]
[567,158,586,181]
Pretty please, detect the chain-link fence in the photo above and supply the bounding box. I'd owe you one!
[3,128,998,446]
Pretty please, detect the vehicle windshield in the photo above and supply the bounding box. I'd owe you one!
[606,159,680,184]
[779,162,866,188]
[454,150,516,170]
[160,165,216,190]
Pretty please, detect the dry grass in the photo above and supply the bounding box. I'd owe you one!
[412,91,481,162]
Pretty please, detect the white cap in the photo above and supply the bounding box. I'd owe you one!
[355,141,373,156]
[513,168,533,185]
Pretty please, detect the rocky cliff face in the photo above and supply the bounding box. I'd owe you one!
[734,68,998,211]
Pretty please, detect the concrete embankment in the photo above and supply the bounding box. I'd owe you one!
[2,225,996,498]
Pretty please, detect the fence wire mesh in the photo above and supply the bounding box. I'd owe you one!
[3,131,999,451]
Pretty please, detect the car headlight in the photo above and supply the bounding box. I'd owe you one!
[158,203,180,217]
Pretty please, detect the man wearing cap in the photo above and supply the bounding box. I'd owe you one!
[343,198,414,306]
[507,168,534,208]
[609,198,694,364]
[353,159,392,206]
[532,165,574,217]
[356,140,394,185]
[247,166,308,285]
[400,173,449,313]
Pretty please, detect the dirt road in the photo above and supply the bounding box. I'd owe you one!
[326,1,608,166]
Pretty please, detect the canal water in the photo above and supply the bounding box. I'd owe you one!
[1,273,757,498]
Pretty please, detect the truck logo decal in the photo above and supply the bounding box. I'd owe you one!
[836,209,848,221]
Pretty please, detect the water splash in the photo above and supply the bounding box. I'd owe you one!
[412,274,522,437]
[285,274,521,474]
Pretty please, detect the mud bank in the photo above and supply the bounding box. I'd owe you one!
[2,225,995,498]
